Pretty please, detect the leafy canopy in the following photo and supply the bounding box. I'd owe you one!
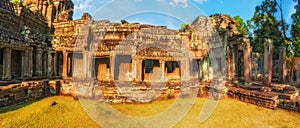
[247,0,284,59]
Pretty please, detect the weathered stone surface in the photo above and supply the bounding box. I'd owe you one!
[0,80,51,107]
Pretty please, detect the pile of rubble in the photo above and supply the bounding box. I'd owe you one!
[227,82,300,112]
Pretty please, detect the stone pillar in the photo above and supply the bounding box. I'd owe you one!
[263,39,274,86]
[201,57,210,81]
[227,48,232,80]
[160,60,166,81]
[110,54,115,80]
[136,58,143,81]
[47,51,53,78]
[62,51,68,77]
[231,47,236,80]
[83,51,88,78]
[295,70,299,86]
[184,59,190,81]
[179,59,187,81]
[36,48,43,76]
[28,48,33,77]
[279,47,287,83]
[3,48,11,80]
[87,52,93,78]
[53,53,57,76]
[243,42,252,82]
[132,55,137,80]
[232,48,237,80]
[22,50,30,78]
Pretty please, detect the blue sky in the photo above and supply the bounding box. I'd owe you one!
[72,0,297,30]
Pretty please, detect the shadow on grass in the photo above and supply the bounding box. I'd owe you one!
[0,96,51,114]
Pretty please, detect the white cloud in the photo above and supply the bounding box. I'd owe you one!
[194,0,208,4]
[169,0,208,8]
[74,0,93,11]
[169,0,188,8]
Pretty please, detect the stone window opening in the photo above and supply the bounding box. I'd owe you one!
[142,59,160,82]
[11,50,23,79]
[144,60,159,73]
[166,61,180,73]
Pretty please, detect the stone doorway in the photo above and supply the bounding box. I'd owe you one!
[94,57,110,81]
[191,59,201,80]
[114,55,132,81]
[11,50,23,79]
[235,51,244,78]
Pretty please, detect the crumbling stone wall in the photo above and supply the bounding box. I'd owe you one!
[0,80,59,107]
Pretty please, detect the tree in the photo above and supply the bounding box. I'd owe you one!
[247,0,284,59]
[233,16,248,35]
[11,0,20,5]
[293,0,300,10]
[179,24,188,31]
[291,10,300,57]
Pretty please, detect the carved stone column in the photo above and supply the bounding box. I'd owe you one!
[62,51,68,77]
[201,57,210,81]
[229,46,235,80]
[279,47,287,83]
[28,48,33,77]
[87,52,93,78]
[263,39,274,86]
[47,51,53,78]
[160,60,166,81]
[3,48,11,80]
[110,54,115,80]
[36,48,43,76]
[179,59,187,81]
[83,51,88,78]
[132,55,137,80]
[53,53,57,76]
[243,42,252,82]
[136,58,143,82]
[23,50,30,78]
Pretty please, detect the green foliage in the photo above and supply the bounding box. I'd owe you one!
[11,0,20,5]
[180,24,188,31]
[247,0,284,59]
[291,11,300,57]
[233,16,248,35]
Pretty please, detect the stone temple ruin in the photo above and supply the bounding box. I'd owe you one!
[0,0,300,112]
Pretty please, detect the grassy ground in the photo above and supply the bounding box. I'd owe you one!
[0,96,300,128]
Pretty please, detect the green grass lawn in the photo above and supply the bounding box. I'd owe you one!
[0,96,300,128]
